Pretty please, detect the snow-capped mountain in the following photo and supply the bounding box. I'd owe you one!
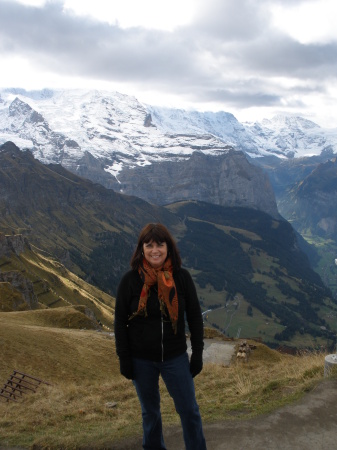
[0,88,336,217]
[245,115,337,158]
[0,88,231,178]
[148,108,337,159]
[1,88,336,170]
[145,106,259,154]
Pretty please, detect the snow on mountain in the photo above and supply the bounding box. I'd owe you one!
[244,115,337,158]
[0,89,231,177]
[1,88,337,178]
[145,105,259,154]
[148,108,337,159]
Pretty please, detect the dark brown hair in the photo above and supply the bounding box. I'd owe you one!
[130,223,182,270]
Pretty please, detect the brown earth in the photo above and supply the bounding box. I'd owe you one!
[111,379,337,450]
[2,342,336,450]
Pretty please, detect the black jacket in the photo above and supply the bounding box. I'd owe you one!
[114,268,204,362]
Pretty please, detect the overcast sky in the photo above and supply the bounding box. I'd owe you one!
[0,0,337,127]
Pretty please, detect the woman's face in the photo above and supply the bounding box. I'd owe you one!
[143,240,168,269]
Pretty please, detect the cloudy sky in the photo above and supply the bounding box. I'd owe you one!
[0,0,336,127]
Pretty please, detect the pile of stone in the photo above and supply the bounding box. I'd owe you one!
[236,340,256,361]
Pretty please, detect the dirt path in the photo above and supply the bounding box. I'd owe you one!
[2,375,336,449]
[111,379,337,449]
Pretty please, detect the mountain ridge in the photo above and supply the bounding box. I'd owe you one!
[278,157,337,239]
[1,88,336,164]
[0,89,284,216]
[1,141,336,348]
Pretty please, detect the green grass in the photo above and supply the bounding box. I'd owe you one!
[198,285,325,346]
[201,292,285,342]
[302,234,337,300]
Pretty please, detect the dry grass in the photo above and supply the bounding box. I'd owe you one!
[0,246,115,330]
[0,312,332,449]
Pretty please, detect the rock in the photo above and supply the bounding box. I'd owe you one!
[105,401,118,408]
[117,150,279,218]
[0,270,38,310]
[0,233,29,257]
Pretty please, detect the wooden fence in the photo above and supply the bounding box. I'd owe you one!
[0,370,51,402]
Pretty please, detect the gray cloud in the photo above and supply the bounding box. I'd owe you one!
[0,1,202,82]
[0,0,336,120]
[236,34,337,77]
[192,0,271,41]
[195,88,282,109]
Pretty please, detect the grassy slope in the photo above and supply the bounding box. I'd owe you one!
[303,234,337,299]
[0,244,115,330]
[0,311,331,449]
[1,143,335,348]
[0,143,179,296]
[168,205,337,348]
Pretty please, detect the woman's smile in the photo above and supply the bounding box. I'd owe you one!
[143,240,168,268]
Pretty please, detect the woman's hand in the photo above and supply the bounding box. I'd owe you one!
[189,353,203,378]
[119,357,134,380]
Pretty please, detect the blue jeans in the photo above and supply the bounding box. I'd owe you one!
[132,352,207,450]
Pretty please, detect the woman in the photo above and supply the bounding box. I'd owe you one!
[114,223,207,450]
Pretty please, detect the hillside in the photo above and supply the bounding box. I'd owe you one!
[0,310,330,449]
[1,141,336,348]
[168,201,336,347]
[278,158,337,239]
[274,158,337,300]
[252,154,337,300]
[0,141,179,294]
[0,232,114,329]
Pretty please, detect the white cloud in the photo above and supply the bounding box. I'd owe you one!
[272,0,337,44]
[13,0,46,5]
[0,0,336,127]
[63,0,195,30]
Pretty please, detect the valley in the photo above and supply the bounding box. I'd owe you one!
[1,89,337,352]
[1,140,336,351]
[254,155,337,301]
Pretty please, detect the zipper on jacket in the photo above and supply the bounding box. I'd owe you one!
[161,313,164,362]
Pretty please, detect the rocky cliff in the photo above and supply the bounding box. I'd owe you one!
[0,233,28,257]
[115,149,279,217]
[278,158,337,239]
[0,271,38,310]
[0,90,280,217]
[0,233,38,310]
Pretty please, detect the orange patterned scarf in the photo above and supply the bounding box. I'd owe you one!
[129,257,179,333]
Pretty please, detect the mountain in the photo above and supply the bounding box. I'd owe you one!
[0,141,179,294]
[168,201,336,345]
[1,89,336,162]
[146,106,258,153]
[0,231,114,329]
[278,158,337,240]
[250,153,333,199]
[0,88,278,217]
[0,88,233,171]
[244,115,337,158]
[1,141,336,348]
[1,88,336,217]
[255,155,337,301]
[148,107,337,158]
[114,149,278,217]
